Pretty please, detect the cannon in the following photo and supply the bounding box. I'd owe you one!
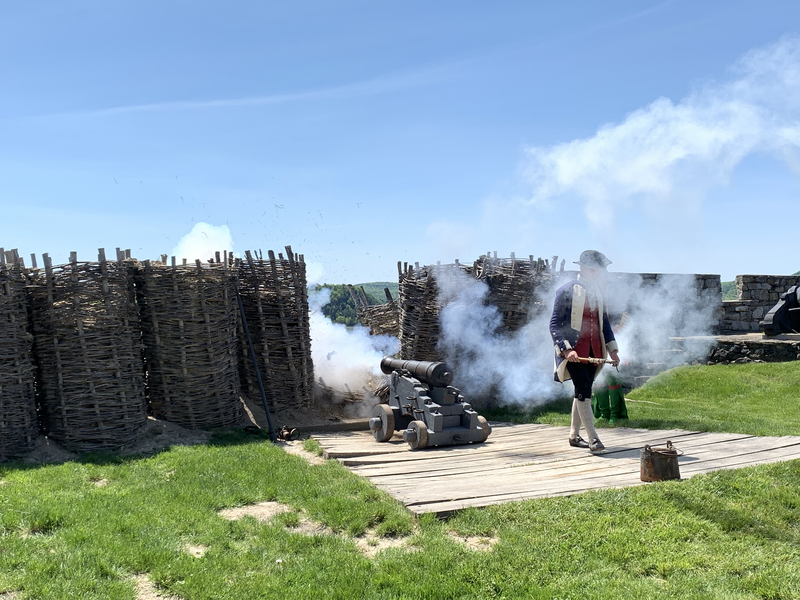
[761,285,800,336]
[369,357,491,450]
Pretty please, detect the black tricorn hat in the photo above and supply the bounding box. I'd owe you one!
[574,250,611,268]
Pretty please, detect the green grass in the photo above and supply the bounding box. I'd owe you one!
[486,361,800,437]
[2,362,800,599]
[1,438,799,599]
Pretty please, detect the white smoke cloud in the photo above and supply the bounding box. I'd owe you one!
[308,287,399,404]
[524,36,800,228]
[305,261,325,286]
[435,265,563,406]
[170,223,234,263]
[607,273,717,372]
[434,265,719,408]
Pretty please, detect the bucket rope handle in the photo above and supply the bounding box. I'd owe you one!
[643,440,684,456]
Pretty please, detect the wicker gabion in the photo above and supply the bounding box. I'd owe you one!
[237,247,313,411]
[347,285,399,337]
[0,252,38,461]
[28,251,147,452]
[397,255,559,361]
[397,263,453,361]
[136,258,241,428]
[471,253,555,332]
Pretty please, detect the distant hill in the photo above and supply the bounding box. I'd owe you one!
[354,281,398,303]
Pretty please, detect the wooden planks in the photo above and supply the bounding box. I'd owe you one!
[312,423,800,516]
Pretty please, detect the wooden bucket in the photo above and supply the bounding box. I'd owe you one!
[640,441,682,481]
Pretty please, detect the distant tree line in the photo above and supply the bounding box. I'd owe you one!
[312,284,382,326]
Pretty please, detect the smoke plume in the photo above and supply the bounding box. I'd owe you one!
[308,287,399,413]
[524,36,800,228]
[435,264,718,407]
[171,223,234,262]
[435,265,562,405]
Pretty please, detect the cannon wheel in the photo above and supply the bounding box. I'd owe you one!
[372,404,395,442]
[477,416,491,442]
[407,420,428,450]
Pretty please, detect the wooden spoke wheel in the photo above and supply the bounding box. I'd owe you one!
[477,415,491,442]
[371,404,395,442]
[407,420,429,450]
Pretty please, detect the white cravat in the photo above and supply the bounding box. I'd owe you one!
[577,275,599,310]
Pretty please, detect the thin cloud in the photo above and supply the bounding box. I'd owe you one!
[40,2,683,121]
[42,65,451,119]
[523,36,800,228]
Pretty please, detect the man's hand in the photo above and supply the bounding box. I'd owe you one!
[609,350,620,367]
[566,350,579,362]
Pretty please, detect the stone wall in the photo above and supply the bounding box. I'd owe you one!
[719,275,800,333]
[707,336,800,364]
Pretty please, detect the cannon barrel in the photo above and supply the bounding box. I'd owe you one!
[380,357,453,386]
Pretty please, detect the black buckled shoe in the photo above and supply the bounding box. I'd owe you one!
[590,438,605,452]
[569,436,590,448]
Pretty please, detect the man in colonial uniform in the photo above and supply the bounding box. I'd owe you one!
[550,250,620,452]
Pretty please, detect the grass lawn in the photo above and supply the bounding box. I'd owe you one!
[1,362,800,599]
[486,361,800,437]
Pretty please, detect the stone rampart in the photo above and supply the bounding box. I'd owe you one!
[719,275,800,333]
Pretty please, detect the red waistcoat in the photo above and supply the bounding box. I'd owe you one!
[574,302,602,358]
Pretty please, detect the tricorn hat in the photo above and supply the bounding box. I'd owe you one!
[574,250,611,268]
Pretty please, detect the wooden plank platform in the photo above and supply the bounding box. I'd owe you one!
[312,423,800,516]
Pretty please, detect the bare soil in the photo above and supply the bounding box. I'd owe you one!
[133,575,181,600]
[217,502,416,558]
[218,501,292,522]
[447,532,499,552]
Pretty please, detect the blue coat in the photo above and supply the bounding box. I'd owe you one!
[549,279,618,383]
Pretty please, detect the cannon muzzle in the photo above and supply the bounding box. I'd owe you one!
[380,357,453,386]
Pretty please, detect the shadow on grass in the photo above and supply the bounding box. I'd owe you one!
[483,401,741,436]
[482,397,573,424]
[0,427,274,473]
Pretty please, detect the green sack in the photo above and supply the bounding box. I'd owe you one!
[592,387,611,420]
[592,373,628,421]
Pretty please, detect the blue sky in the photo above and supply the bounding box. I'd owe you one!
[1,0,798,283]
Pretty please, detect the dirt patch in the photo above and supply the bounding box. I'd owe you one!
[185,545,207,558]
[22,435,78,464]
[122,418,213,456]
[241,392,356,431]
[286,517,414,558]
[448,532,499,552]
[132,575,181,600]
[278,440,327,465]
[21,417,213,465]
[92,478,109,487]
[218,500,415,559]
[0,592,20,599]
[353,529,414,558]
[218,501,292,522]
[13,390,371,466]
[289,515,333,536]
